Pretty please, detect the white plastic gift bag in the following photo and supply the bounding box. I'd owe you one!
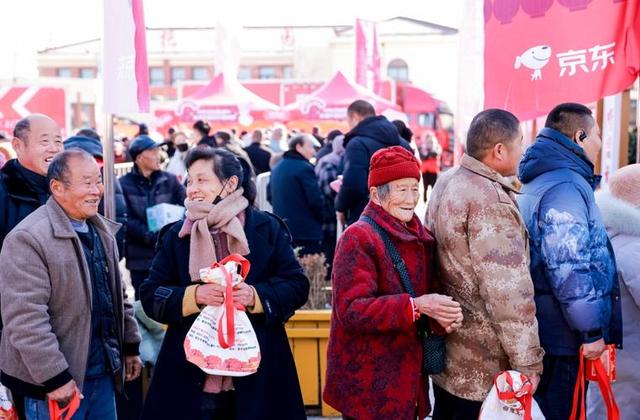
[479,370,545,420]
[0,382,18,420]
[184,254,261,376]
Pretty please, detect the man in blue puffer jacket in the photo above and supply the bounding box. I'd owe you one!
[518,103,622,419]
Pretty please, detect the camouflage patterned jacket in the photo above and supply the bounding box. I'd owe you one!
[425,154,544,401]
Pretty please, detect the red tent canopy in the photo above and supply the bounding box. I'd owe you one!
[285,71,400,120]
[173,73,281,125]
[402,85,440,113]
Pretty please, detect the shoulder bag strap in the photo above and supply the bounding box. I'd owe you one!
[360,215,416,298]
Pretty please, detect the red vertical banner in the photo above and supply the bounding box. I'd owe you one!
[484,0,639,120]
[355,19,381,94]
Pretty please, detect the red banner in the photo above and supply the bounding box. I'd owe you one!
[0,87,66,134]
[355,19,381,94]
[484,0,639,120]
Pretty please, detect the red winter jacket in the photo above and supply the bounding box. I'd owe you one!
[324,201,437,419]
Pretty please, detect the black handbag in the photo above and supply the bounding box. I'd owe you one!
[360,215,446,374]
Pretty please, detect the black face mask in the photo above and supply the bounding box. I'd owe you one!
[177,144,189,152]
[212,179,229,205]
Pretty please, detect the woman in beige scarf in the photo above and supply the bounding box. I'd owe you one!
[139,147,309,420]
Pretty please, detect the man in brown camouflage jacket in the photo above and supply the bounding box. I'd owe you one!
[426,109,544,419]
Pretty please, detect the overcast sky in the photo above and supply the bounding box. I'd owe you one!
[0,0,462,78]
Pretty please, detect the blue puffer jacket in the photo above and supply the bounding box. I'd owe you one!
[517,127,622,356]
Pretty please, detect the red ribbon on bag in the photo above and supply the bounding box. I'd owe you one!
[570,347,620,420]
[210,255,251,350]
[48,391,80,420]
[495,371,534,420]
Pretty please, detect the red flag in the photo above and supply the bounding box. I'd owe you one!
[355,19,381,94]
[484,0,639,120]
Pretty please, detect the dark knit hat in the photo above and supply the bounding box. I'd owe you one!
[368,146,420,188]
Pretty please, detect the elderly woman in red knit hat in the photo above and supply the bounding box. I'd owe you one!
[324,146,463,420]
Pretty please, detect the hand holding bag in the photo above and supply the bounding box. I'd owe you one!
[360,215,446,374]
[48,391,80,420]
[184,254,261,376]
[479,370,545,420]
[570,346,620,420]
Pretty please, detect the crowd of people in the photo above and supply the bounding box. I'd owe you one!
[0,99,636,420]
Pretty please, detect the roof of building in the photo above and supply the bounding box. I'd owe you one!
[37,16,457,56]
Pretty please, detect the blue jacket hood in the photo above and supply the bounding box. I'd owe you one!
[518,127,599,188]
[343,116,402,147]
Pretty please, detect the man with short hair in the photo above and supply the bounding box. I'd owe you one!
[426,109,544,419]
[120,135,186,299]
[244,129,272,175]
[269,134,325,255]
[518,103,622,419]
[335,100,412,226]
[0,149,141,420]
[0,114,63,248]
[64,134,128,257]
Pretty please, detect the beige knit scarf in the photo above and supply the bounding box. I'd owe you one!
[178,189,250,281]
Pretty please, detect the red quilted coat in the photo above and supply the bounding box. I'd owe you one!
[324,201,437,419]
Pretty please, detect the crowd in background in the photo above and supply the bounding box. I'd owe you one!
[0,99,637,420]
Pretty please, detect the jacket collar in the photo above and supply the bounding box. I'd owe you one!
[461,154,520,193]
[0,159,50,203]
[361,201,432,243]
[46,197,121,240]
[132,164,165,183]
[529,128,601,190]
[283,150,309,162]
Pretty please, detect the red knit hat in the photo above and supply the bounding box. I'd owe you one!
[368,146,421,188]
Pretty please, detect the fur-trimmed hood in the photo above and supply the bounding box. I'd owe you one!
[596,190,640,237]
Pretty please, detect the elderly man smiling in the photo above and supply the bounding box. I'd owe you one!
[0,149,141,420]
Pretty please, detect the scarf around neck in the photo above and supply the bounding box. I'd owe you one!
[178,188,250,281]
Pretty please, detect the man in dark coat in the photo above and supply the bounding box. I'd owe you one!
[335,100,412,226]
[269,134,325,255]
[0,114,63,249]
[0,114,63,418]
[64,135,128,258]
[139,206,308,420]
[244,129,272,175]
[119,135,186,299]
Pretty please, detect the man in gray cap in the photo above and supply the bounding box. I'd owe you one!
[119,135,185,299]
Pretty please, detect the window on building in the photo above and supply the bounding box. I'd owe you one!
[192,66,210,81]
[79,68,95,79]
[171,67,186,85]
[258,66,277,79]
[387,59,409,82]
[237,67,252,80]
[149,67,165,86]
[56,68,72,78]
[283,66,294,79]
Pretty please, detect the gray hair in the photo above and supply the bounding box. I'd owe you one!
[288,133,313,151]
[13,118,31,142]
[47,148,94,186]
[376,183,391,201]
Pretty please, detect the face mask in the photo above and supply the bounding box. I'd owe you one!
[212,179,229,205]
[177,144,189,152]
